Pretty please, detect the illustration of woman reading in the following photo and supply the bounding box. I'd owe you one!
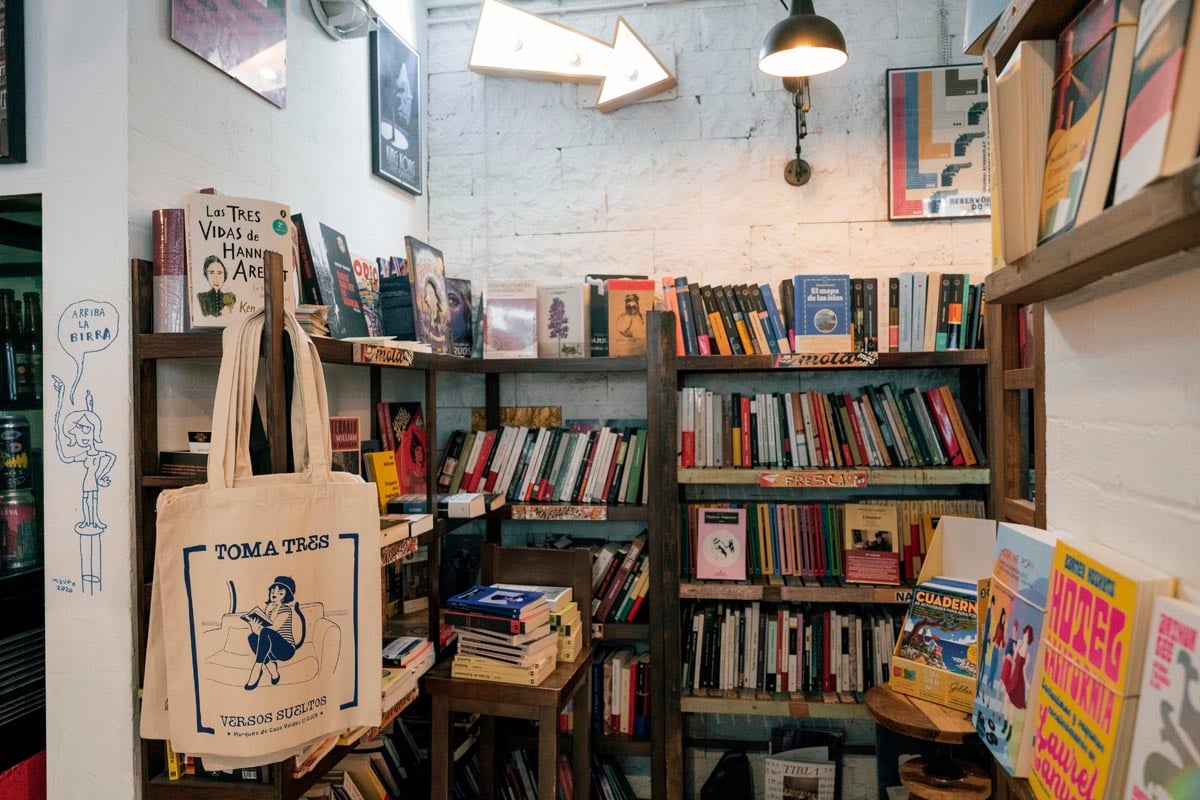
[243,576,307,691]
[51,378,116,593]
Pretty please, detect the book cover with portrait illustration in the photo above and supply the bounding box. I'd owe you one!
[184,193,298,330]
[377,402,427,495]
[842,503,900,585]
[695,508,746,581]
[404,237,450,354]
[292,215,368,339]
[445,277,474,357]
[606,278,655,357]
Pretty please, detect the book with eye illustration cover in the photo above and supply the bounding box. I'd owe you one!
[351,252,382,336]
[695,508,747,581]
[185,193,299,329]
[1124,596,1200,800]
[1037,0,1140,243]
[793,275,852,353]
[606,279,656,357]
[484,280,538,358]
[330,416,362,476]
[445,277,474,357]
[293,215,369,339]
[842,503,900,585]
[378,402,428,495]
[537,283,590,358]
[404,236,450,353]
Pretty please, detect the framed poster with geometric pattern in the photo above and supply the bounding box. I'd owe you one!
[887,64,990,220]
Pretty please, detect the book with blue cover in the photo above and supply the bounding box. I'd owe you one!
[793,275,852,353]
[448,585,549,620]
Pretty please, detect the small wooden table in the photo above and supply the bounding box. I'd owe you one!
[865,685,990,800]
[426,648,593,800]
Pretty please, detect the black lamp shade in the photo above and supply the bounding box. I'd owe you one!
[758,0,848,78]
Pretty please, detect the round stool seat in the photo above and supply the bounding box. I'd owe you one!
[899,757,990,800]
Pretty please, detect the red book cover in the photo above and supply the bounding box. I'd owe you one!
[376,403,394,452]
[811,394,831,467]
[471,430,498,492]
[597,534,647,621]
[924,389,965,466]
[843,394,870,466]
[626,588,646,623]
[600,432,625,502]
[384,402,428,494]
[740,397,752,468]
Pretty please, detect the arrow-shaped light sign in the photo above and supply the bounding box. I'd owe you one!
[469,0,677,113]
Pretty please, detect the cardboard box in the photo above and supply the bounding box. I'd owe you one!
[889,516,997,712]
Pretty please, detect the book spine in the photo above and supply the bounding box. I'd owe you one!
[688,283,713,356]
[661,276,686,357]
[673,277,699,356]
[779,278,795,351]
[715,286,746,356]
[888,277,900,352]
[925,388,965,466]
[759,283,791,354]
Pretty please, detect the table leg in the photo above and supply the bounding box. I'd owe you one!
[432,694,451,800]
[539,706,558,799]
[574,669,592,800]
[480,715,496,800]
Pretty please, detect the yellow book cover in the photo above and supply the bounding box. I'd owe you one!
[1030,541,1147,800]
[364,450,400,513]
[165,740,183,781]
[452,660,554,686]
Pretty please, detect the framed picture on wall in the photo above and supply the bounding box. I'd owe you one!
[170,0,287,108]
[371,20,422,195]
[0,0,26,164]
[886,64,990,220]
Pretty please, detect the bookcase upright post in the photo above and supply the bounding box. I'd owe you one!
[426,369,443,652]
[645,310,685,800]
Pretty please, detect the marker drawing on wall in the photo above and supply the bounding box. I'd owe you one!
[52,300,120,595]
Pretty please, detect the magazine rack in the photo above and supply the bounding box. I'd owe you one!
[865,684,990,799]
[425,545,594,800]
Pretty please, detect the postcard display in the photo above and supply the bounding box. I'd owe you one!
[141,312,381,766]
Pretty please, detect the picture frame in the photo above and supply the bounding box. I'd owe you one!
[170,0,287,108]
[0,0,26,164]
[886,64,990,220]
[371,19,422,195]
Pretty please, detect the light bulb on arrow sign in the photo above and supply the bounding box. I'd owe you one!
[468,0,677,113]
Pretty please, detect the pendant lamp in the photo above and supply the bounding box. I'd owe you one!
[758,0,848,78]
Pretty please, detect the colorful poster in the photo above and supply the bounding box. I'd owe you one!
[887,64,990,219]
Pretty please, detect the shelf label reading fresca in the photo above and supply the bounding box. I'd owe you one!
[353,343,415,366]
[759,470,869,488]
[773,351,879,368]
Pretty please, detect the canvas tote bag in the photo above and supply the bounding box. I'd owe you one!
[141,311,381,764]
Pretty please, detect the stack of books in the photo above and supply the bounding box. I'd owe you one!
[447,585,558,686]
[591,534,650,625]
[340,636,434,747]
[295,304,329,337]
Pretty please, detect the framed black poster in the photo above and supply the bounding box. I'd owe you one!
[0,0,26,164]
[170,0,287,108]
[370,19,422,195]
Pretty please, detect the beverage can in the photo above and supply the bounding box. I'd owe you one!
[0,489,39,571]
[0,415,31,490]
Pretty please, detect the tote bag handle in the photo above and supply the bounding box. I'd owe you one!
[207,311,333,489]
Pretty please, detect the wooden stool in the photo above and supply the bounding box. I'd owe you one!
[866,685,991,800]
[427,545,594,800]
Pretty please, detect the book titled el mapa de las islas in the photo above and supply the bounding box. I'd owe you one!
[892,577,981,712]
[793,275,852,353]
[184,193,298,329]
[974,523,1061,778]
[1124,596,1200,800]
[1029,540,1175,800]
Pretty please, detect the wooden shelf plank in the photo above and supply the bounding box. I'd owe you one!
[986,159,1200,305]
[506,503,647,522]
[595,623,649,641]
[679,580,913,605]
[145,775,274,799]
[1002,368,1035,391]
[595,734,653,757]
[984,0,1089,72]
[677,467,990,486]
[680,692,868,719]
[677,351,987,373]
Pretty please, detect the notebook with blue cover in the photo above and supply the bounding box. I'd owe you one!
[447,585,549,620]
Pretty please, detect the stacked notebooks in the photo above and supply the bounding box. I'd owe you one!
[448,585,561,686]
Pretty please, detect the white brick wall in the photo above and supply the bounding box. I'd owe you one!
[1045,253,1200,601]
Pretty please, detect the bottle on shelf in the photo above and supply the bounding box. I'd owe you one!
[0,290,25,405]
[22,293,41,402]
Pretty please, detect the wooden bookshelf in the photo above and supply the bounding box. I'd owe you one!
[679,692,869,719]
[678,467,991,486]
[594,623,649,641]
[986,159,1200,305]
[984,0,1089,71]
[677,350,987,373]
[679,580,913,605]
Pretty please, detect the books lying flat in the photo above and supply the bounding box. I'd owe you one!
[382,636,432,668]
[457,635,557,667]
[450,623,553,648]
[448,585,549,620]
[451,654,557,686]
[444,607,551,635]
[492,583,573,612]
[456,628,557,660]
[379,513,433,546]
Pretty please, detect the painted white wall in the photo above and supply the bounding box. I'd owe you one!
[1045,254,1200,601]
[1,2,134,798]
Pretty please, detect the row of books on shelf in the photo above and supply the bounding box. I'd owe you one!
[162,744,272,783]
[296,716,430,800]
[455,751,636,800]
[993,0,1200,262]
[433,422,650,508]
[678,383,986,470]
[682,600,903,696]
[664,273,985,358]
[590,646,651,738]
[591,534,650,624]
[683,499,986,585]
